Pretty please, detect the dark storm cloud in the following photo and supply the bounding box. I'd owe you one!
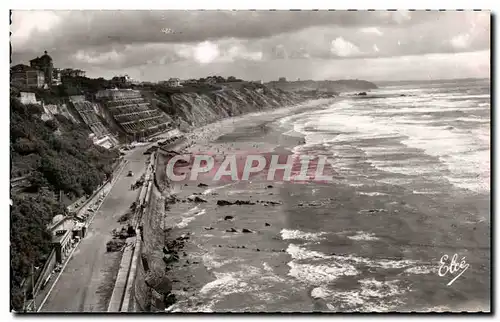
[12,10,433,53]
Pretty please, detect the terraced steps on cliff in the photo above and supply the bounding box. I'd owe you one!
[100,91,170,136]
[70,100,111,138]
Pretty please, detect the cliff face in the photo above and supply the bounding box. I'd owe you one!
[151,86,304,129]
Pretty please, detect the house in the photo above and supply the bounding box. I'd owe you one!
[10,64,45,88]
[166,78,181,87]
[19,92,40,105]
[278,77,287,82]
[30,51,54,85]
[111,74,132,85]
[52,68,62,85]
[60,68,86,78]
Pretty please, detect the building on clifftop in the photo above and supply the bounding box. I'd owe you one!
[10,64,46,88]
[30,51,54,86]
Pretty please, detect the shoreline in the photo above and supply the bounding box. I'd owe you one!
[150,95,489,313]
[180,98,339,153]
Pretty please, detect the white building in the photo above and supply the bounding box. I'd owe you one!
[166,78,181,87]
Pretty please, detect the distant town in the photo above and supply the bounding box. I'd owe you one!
[10,50,267,90]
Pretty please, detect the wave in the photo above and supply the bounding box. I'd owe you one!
[176,207,206,228]
[281,229,327,242]
[347,231,380,241]
[282,97,489,194]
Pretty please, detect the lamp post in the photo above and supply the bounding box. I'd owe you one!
[31,263,37,312]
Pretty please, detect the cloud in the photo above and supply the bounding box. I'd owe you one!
[11,10,432,49]
[450,33,472,49]
[10,10,490,81]
[330,37,362,57]
[73,49,125,65]
[193,41,220,64]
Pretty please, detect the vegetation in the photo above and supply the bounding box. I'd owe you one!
[10,96,119,310]
[10,193,65,311]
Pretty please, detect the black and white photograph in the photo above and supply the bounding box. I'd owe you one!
[8,7,491,314]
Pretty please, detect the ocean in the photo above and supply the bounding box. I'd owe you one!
[164,78,491,312]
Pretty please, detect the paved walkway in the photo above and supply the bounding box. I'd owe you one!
[39,145,153,312]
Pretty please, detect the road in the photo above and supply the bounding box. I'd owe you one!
[39,144,154,312]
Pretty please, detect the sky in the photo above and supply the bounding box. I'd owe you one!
[10,10,491,82]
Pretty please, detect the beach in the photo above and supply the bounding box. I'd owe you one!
[154,79,490,312]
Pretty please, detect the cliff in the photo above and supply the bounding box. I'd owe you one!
[150,85,304,130]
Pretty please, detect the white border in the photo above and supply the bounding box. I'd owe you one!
[2,1,497,322]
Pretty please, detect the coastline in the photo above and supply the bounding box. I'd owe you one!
[150,96,489,313]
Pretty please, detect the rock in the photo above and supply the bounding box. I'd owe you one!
[106,239,125,252]
[204,226,214,230]
[217,200,234,206]
[162,246,169,254]
[165,293,177,307]
[265,223,271,227]
[241,245,246,248]
[145,275,172,295]
[187,195,207,203]
[357,92,367,96]
[166,195,178,204]
[256,248,260,252]
[241,228,253,233]
[267,185,273,189]
[234,200,255,205]
[193,196,207,202]
[261,200,281,205]
[298,203,303,206]
[366,209,386,213]
[183,287,189,292]
[226,228,237,233]
[224,215,234,221]
[198,183,208,188]
[163,254,178,264]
